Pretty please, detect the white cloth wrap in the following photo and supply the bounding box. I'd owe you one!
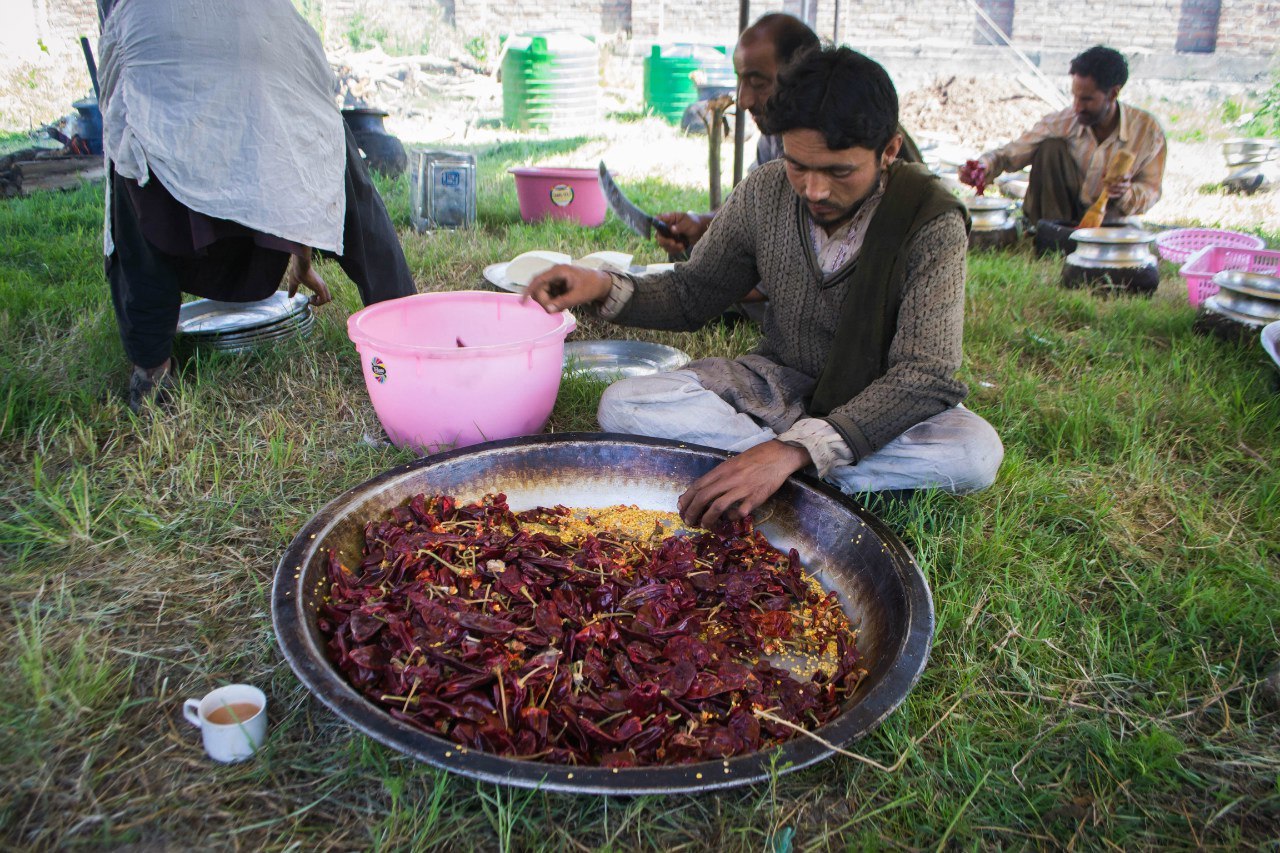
[597,370,1004,495]
[99,0,346,256]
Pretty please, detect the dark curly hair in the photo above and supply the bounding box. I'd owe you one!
[763,46,898,155]
[1069,45,1129,91]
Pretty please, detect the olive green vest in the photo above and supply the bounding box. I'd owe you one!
[807,162,969,442]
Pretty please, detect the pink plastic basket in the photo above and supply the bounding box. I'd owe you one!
[1155,228,1265,264]
[1179,245,1280,307]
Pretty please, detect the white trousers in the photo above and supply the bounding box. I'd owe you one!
[598,370,1004,495]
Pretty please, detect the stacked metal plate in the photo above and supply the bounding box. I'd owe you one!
[1204,270,1280,327]
[176,292,315,353]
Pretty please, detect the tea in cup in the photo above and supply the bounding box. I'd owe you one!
[182,684,267,763]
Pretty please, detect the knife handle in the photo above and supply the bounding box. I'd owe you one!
[651,217,690,246]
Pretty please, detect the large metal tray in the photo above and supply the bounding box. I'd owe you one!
[272,434,934,795]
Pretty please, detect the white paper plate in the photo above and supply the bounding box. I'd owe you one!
[483,261,664,294]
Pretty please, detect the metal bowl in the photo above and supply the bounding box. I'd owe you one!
[272,434,934,795]
[1261,321,1280,374]
[964,196,1017,232]
[1222,137,1278,167]
[1066,227,1156,269]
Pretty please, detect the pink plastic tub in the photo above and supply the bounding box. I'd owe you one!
[1179,245,1280,307]
[509,166,606,226]
[1154,227,1265,264]
[347,292,576,454]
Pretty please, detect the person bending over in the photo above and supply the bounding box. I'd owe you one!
[99,0,416,411]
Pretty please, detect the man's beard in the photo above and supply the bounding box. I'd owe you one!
[807,167,883,229]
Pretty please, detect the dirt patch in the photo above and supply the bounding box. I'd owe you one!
[900,75,1050,151]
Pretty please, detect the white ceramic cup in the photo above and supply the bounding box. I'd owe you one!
[182,684,268,763]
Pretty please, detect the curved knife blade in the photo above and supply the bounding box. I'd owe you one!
[598,161,654,239]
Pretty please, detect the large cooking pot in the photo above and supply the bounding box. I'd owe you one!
[965,196,1019,250]
[342,107,408,177]
[1062,226,1159,295]
[272,434,934,795]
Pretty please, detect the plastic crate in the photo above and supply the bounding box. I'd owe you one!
[1154,227,1265,264]
[1179,245,1280,307]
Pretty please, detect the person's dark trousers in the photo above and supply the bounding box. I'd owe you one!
[1023,137,1086,223]
[107,123,415,369]
[327,123,417,304]
[106,172,290,369]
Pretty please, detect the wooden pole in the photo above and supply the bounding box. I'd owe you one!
[731,0,749,187]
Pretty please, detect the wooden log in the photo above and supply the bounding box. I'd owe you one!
[2,155,105,195]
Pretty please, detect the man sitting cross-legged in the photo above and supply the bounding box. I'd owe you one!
[526,46,1003,527]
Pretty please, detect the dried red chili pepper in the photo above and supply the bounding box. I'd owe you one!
[317,493,864,766]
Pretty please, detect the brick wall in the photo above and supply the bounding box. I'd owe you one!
[1217,0,1280,53]
[1008,0,1184,52]
[14,0,1280,58]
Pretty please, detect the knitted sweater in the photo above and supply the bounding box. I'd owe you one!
[613,159,970,460]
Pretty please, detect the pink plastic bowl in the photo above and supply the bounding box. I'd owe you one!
[347,292,576,454]
[508,166,606,226]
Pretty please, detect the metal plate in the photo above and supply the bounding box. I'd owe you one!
[177,291,310,335]
[563,340,691,379]
[203,315,316,352]
[272,434,934,795]
[1204,295,1272,327]
[483,262,660,294]
[191,310,314,342]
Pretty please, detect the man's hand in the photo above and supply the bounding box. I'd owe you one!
[286,248,332,306]
[654,211,711,255]
[524,264,613,313]
[678,440,812,528]
[959,158,989,191]
[1106,175,1132,200]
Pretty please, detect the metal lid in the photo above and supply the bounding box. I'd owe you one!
[964,196,1016,211]
[1069,226,1155,245]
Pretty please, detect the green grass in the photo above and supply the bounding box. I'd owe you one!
[1,128,1279,850]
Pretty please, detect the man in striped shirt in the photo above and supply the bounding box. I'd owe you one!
[961,46,1167,225]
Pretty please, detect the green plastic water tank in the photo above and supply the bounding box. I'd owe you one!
[643,44,734,124]
[502,33,599,131]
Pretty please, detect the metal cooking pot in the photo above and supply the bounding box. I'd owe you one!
[272,433,934,795]
[965,196,1017,231]
[1062,227,1159,295]
[965,196,1018,250]
[1222,137,1278,168]
[1210,270,1280,321]
[1065,227,1157,268]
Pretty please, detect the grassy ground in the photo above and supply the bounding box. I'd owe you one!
[1,127,1279,851]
